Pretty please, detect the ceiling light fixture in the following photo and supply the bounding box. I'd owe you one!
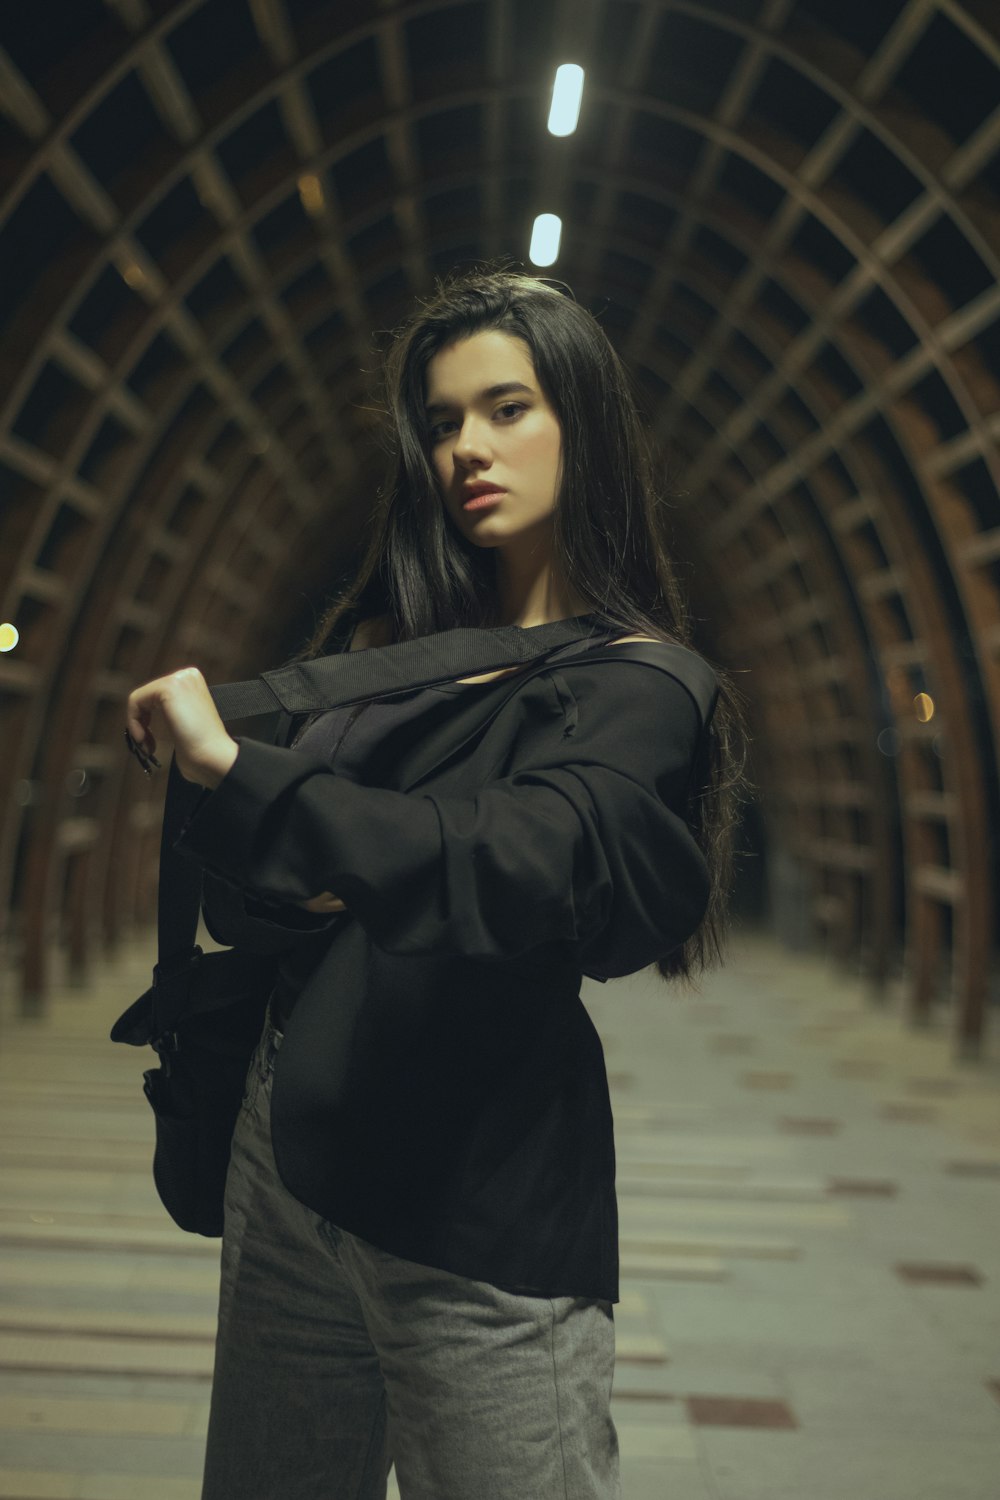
[529,213,562,267]
[547,63,584,136]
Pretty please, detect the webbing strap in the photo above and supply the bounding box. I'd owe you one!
[152,621,718,995]
[157,620,621,985]
[209,618,613,722]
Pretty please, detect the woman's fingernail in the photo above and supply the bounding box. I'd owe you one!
[124,728,160,774]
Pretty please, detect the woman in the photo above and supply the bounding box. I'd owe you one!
[126,267,749,1500]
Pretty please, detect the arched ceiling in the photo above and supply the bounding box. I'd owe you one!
[1,0,998,1050]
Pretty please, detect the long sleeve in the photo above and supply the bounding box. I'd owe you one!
[173,661,711,978]
[200,867,343,954]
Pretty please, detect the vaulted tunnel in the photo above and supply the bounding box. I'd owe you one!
[1,0,998,1054]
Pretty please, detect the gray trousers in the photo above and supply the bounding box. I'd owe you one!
[201,1019,622,1500]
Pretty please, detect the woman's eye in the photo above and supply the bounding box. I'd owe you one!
[429,403,526,442]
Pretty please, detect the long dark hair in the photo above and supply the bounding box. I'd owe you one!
[289,264,753,986]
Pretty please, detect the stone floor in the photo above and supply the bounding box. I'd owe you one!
[0,925,998,1499]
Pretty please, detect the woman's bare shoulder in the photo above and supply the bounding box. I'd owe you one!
[604,634,663,646]
[348,614,392,650]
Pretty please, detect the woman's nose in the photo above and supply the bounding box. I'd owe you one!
[453,417,492,463]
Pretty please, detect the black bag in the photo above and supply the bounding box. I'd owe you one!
[111,945,276,1236]
[111,618,714,1236]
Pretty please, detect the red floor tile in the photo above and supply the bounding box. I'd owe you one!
[709,1035,756,1053]
[880,1102,938,1121]
[741,1072,795,1090]
[894,1263,984,1286]
[905,1077,962,1096]
[686,1395,798,1429]
[779,1117,841,1134]
[827,1177,899,1195]
[613,1389,679,1402]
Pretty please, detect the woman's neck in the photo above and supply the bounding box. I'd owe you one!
[490,573,591,630]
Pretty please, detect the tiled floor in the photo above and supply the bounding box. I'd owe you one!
[1,926,998,1499]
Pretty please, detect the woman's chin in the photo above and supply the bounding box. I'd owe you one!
[460,518,507,546]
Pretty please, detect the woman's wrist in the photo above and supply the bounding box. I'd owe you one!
[194,738,240,790]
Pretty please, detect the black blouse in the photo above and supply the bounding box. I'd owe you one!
[181,638,713,1301]
[267,678,474,1031]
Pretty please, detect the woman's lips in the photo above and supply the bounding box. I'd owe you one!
[462,491,506,511]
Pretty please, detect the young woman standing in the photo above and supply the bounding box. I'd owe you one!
[126,268,749,1499]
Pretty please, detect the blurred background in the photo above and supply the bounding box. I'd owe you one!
[0,0,998,1056]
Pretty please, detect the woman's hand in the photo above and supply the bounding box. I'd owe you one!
[296,892,348,913]
[126,667,239,789]
[127,668,348,905]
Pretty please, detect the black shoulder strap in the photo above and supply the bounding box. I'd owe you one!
[148,620,625,999]
[129,622,720,1029]
[579,642,719,736]
[210,617,617,723]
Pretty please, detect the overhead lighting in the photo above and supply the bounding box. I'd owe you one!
[529,213,562,267]
[0,623,19,652]
[547,63,584,136]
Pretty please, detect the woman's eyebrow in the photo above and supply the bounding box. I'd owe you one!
[424,381,534,415]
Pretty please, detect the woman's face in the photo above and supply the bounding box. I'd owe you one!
[423,330,563,552]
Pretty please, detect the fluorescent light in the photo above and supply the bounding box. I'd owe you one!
[547,63,584,136]
[529,213,562,267]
